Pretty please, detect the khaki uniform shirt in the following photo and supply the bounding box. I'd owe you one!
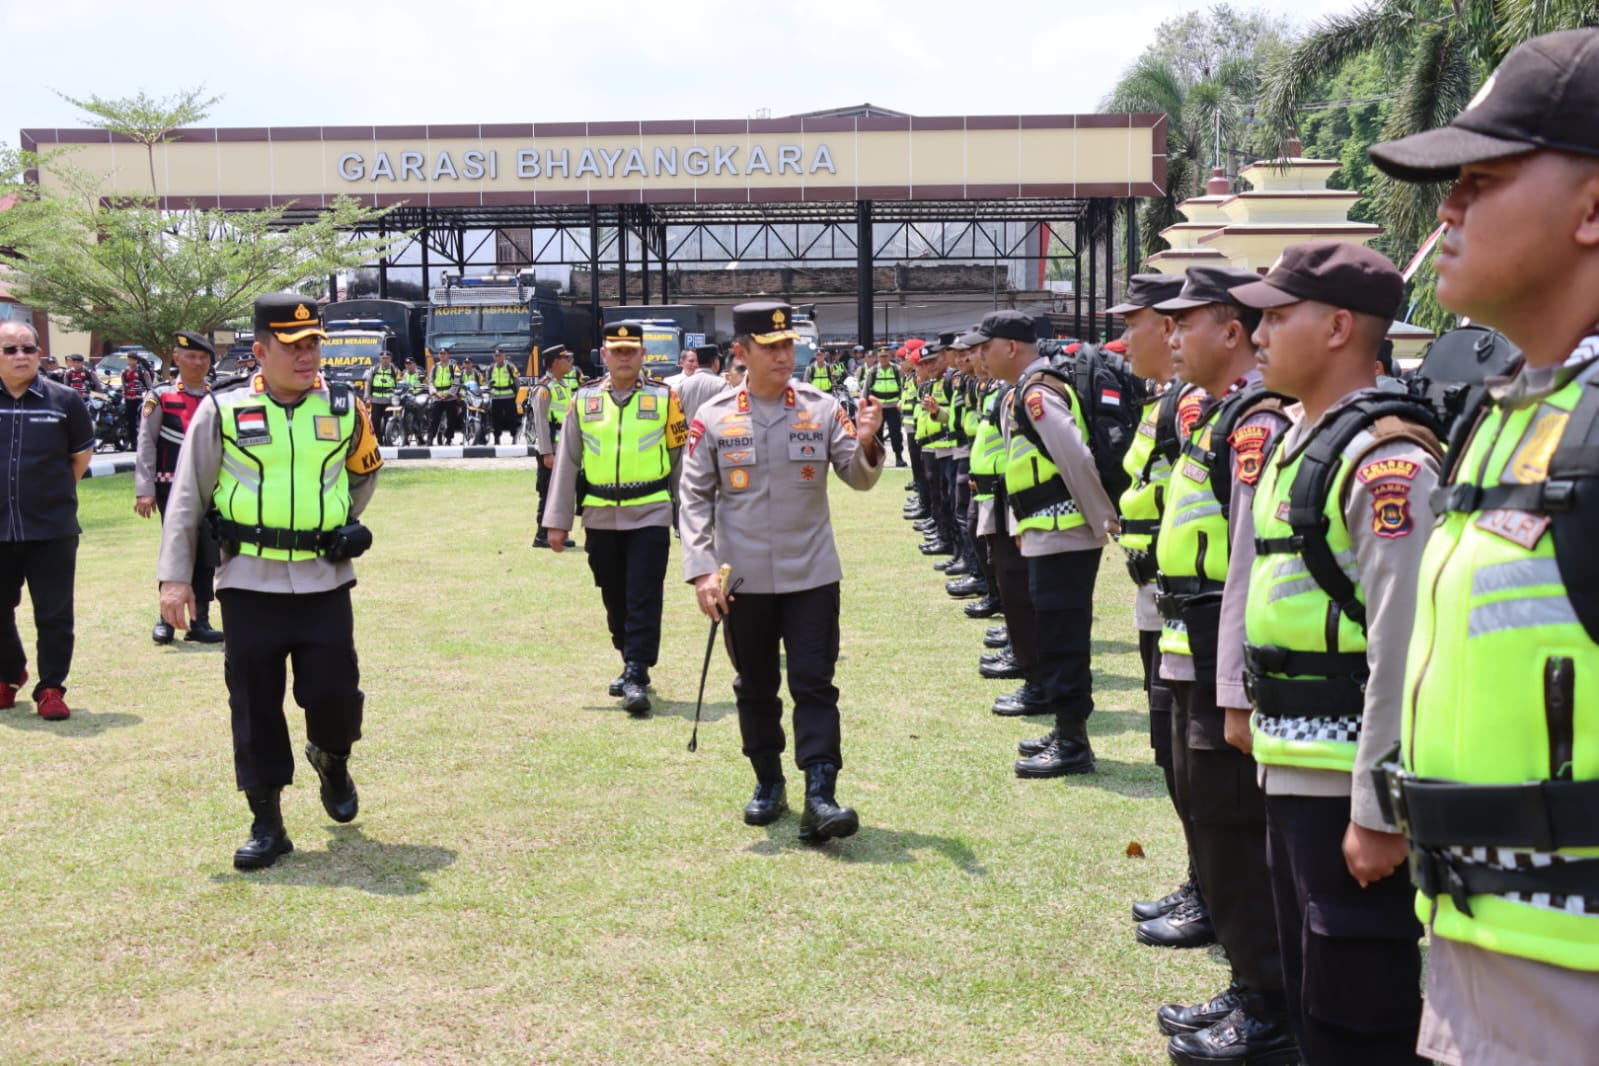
[1003,356,1117,556]
[156,380,382,594]
[134,381,209,498]
[529,378,556,455]
[676,370,731,423]
[543,378,684,533]
[679,382,881,593]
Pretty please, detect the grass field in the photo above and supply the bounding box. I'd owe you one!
[0,461,1224,1065]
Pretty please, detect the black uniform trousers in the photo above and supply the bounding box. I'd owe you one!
[123,399,142,444]
[427,398,461,444]
[584,525,668,667]
[1265,794,1425,1065]
[949,457,976,566]
[535,460,552,534]
[966,495,995,590]
[988,526,1037,672]
[0,535,77,697]
[1138,628,1178,794]
[907,434,925,496]
[920,451,948,539]
[155,488,215,611]
[369,402,391,443]
[217,586,363,791]
[490,397,517,443]
[1169,600,1286,1018]
[1026,548,1100,730]
[722,582,843,770]
[877,404,904,463]
[939,455,963,552]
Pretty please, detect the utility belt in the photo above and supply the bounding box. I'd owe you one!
[1242,643,1368,718]
[584,476,669,502]
[972,473,1001,495]
[490,389,516,399]
[1376,746,1599,916]
[214,517,373,561]
[1153,575,1224,621]
[1124,550,1158,586]
[915,430,947,447]
[1007,476,1071,518]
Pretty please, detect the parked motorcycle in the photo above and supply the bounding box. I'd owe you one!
[90,393,132,452]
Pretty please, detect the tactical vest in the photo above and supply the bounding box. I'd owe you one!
[212,376,357,561]
[403,371,424,391]
[969,383,1010,502]
[915,380,953,449]
[577,383,674,508]
[1391,357,1599,971]
[154,386,207,484]
[547,377,573,431]
[368,367,397,403]
[809,363,836,391]
[1117,385,1187,583]
[959,377,982,445]
[868,366,902,404]
[900,375,918,413]
[928,378,958,451]
[488,363,517,398]
[122,367,147,401]
[1245,397,1440,773]
[1155,382,1286,657]
[1004,369,1090,534]
[432,363,456,390]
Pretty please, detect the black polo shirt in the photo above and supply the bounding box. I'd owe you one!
[0,374,94,542]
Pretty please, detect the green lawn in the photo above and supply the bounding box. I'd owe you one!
[0,463,1221,1065]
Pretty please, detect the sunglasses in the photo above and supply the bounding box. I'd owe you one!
[2,345,41,355]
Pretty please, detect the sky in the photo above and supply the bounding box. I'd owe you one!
[5,0,1365,137]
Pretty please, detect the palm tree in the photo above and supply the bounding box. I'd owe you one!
[1103,56,1258,259]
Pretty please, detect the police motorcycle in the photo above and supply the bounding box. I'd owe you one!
[461,380,490,446]
[385,382,434,447]
[90,392,133,452]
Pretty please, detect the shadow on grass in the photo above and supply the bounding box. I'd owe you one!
[209,824,456,895]
[1091,638,1140,656]
[650,699,736,724]
[746,822,987,874]
[0,706,142,736]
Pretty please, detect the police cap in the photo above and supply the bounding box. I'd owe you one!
[253,293,328,343]
[603,322,645,349]
[174,330,215,358]
[732,301,801,345]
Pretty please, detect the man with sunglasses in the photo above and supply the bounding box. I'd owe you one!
[0,321,94,722]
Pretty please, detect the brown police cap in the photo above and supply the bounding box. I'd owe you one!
[1154,266,1264,312]
[732,301,800,345]
[1232,241,1406,320]
[1370,28,1599,183]
[1108,274,1187,315]
[253,293,328,343]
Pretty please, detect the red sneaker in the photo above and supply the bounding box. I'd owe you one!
[0,669,29,710]
[36,687,69,721]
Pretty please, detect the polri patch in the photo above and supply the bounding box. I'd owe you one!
[1025,391,1046,421]
[835,407,856,439]
[1475,508,1551,550]
[686,419,705,457]
[1371,481,1414,538]
[1357,457,1419,483]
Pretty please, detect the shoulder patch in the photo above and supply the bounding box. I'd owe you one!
[141,393,159,417]
[1230,423,1270,486]
[687,418,706,457]
[835,406,857,439]
[1025,391,1046,421]
[1356,457,1420,484]
[1371,481,1415,539]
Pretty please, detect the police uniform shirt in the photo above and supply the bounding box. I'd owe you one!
[133,382,209,498]
[542,379,685,533]
[678,382,881,594]
[1002,356,1118,556]
[1254,388,1439,831]
[676,369,732,423]
[156,379,382,594]
[530,377,557,455]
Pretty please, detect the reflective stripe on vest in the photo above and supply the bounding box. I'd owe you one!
[1404,369,1599,969]
[968,385,1009,501]
[1155,401,1233,658]
[489,363,517,398]
[1003,378,1089,534]
[548,378,573,428]
[212,381,355,561]
[155,387,206,484]
[369,368,396,402]
[1117,396,1171,556]
[868,367,901,402]
[576,384,673,508]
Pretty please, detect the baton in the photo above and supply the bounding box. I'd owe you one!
[688,564,736,753]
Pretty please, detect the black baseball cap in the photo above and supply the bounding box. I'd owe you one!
[253,293,328,343]
[1232,241,1406,319]
[174,330,215,358]
[731,301,801,344]
[603,321,645,350]
[1154,266,1263,312]
[966,310,1036,344]
[67,353,85,362]
[1370,28,1599,183]
[926,331,959,354]
[1108,274,1187,315]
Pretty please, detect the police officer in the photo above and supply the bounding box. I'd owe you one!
[679,301,884,842]
[62,354,102,401]
[676,344,729,423]
[861,347,906,466]
[486,347,519,444]
[135,331,225,645]
[427,348,462,444]
[806,345,840,392]
[1231,242,1441,1063]
[157,293,383,871]
[1148,267,1296,1063]
[544,322,687,714]
[121,354,154,447]
[529,345,575,549]
[399,357,425,444]
[364,350,398,443]
[1369,29,1599,1064]
[974,310,1116,776]
[1107,275,1215,937]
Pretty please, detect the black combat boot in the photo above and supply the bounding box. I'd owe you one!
[743,754,788,826]
[983,625,1009,648]
[1156,981,1247,1036]
[621,662,651,716]
[152,616,175,645]
[1133,871,1202,922]
[1135,893,1217,948]
[1165,1007,1298,1065]
[305,741,359,823]
[233,788,293,870]
[1014,717,1095,777]
[797,763,859,844]
[608,663,649,698]
[964,593,1003,619]
[1017,728,1057,756]
[945,575,985,598]
[185,606,224,644]
[991,680,1048,716]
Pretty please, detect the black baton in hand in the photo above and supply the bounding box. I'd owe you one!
[689,565,738,753]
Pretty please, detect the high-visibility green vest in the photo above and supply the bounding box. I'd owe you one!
[867,366,902,405]
[809,362,836,391]
[432,363,455,390]
[969,383,1010,502]
[1003,374,1089,534]
[926,379,956,450]
[488,362,517,398]
[1403,373,1599,971]
[900,375,918,412]
[403,371,424,390]
[213,378,357,562]
[547,377,573,428]
[914,380,950,448]
[368,367,396,403]
[576,383,674,508]
[960,378,982,444]
[1244,433,1368,773]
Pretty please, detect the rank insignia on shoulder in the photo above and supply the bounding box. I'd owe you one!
[1371,481,1414,538]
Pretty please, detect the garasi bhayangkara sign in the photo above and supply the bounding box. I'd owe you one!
[22,114,1166,208]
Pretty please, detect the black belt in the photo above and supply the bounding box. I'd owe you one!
[972,473,1000,494]
[1154,575,1224,621]
[1431,479,1577,516]
[1255,535,1307,555]
[215,519,327,553]
[1008,478,1072,517]
[1385,771,1599,854]
[1125,552,1158,586]
[584,477,669,502]
[1121,517,1161,536]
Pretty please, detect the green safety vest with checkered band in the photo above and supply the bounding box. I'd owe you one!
[900,374,917,412]
[368,367,396,403]
[1004,370,1090,535]
[1117,386,1188,576]
[1403,364,1599,972]
[213,376,357,562]
[968,383,1010,503]
[960,377,982,444]
[577,383,674,508]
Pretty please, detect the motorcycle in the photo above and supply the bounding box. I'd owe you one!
[461,381,489,446]
[89,393,132,452]
[384,385,433,447]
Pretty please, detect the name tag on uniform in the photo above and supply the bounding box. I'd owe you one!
[1180,460,1208,484]
[787,429,825,462]
[235,406,271,446]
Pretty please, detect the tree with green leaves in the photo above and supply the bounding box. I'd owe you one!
[0,89,403,361]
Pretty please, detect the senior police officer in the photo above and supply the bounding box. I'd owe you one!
[363,350,398,443]
[1231,242,1442,1064]
[135,331,225,645]
[529,345,575,549]
[679,301,883,843]
[544,322,688,714]
[1368,28,1599,1066]
[158,294,383,870]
